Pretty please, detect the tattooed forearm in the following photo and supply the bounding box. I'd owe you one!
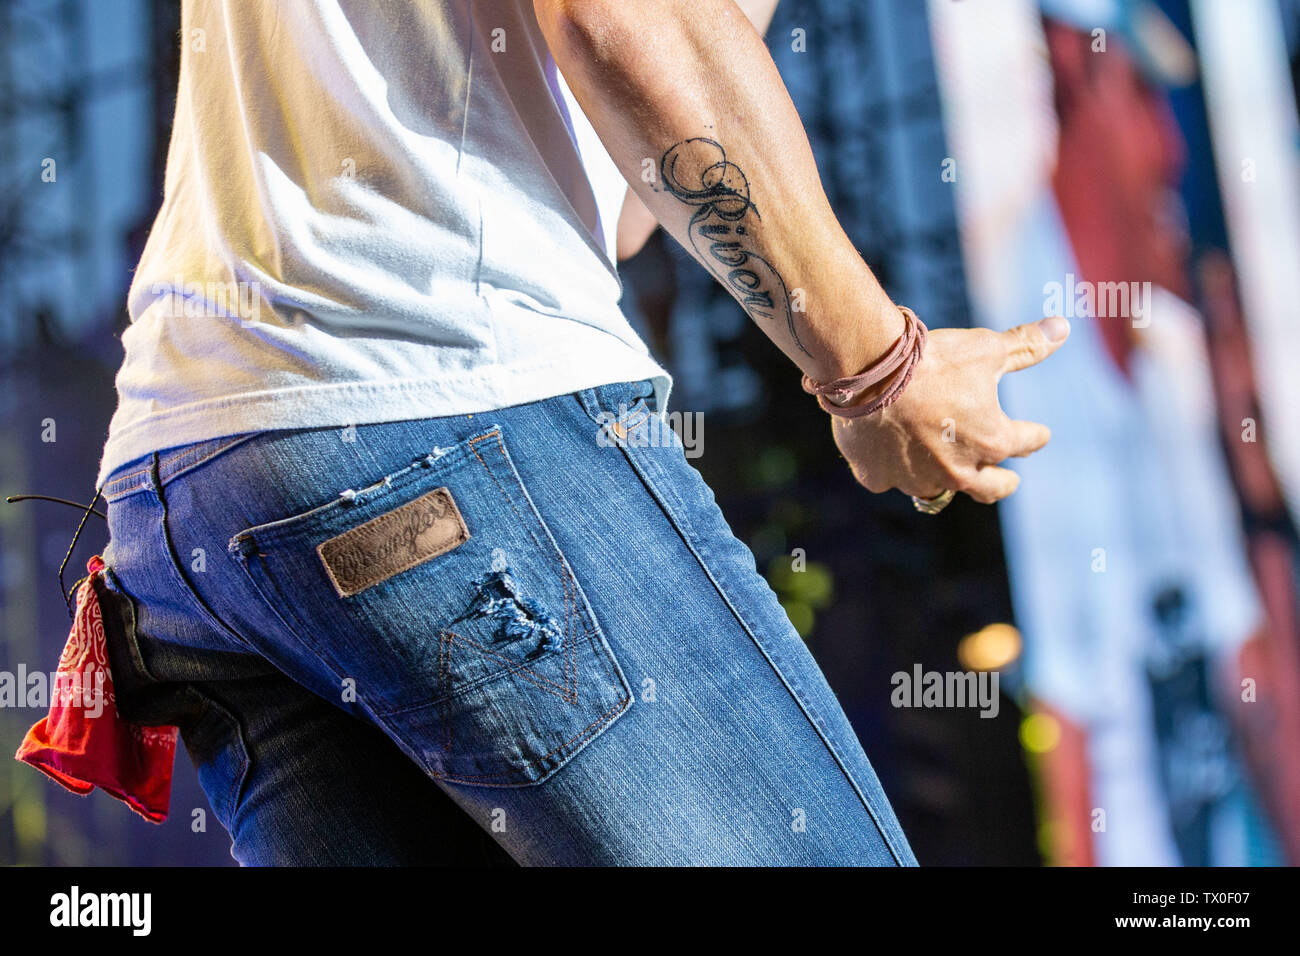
[659,138,810,357]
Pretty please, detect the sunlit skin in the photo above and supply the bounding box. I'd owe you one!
[540,0,1069,506]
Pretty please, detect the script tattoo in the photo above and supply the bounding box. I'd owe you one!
[659,137,808,356]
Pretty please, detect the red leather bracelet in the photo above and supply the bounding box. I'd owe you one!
[800,305,928,418]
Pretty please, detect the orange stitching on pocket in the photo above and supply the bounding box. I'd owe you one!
[434,627,576,761]
[406,431,632,785]
[430,694,630,786]
[470,432,624,699]
[439,629,573,701]
[468,432,581,703]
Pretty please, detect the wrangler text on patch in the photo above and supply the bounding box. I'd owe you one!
[317,487,470,597]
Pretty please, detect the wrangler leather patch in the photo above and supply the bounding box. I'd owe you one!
[317,487,470,597]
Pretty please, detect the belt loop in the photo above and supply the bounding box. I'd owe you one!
[147,451,163,495]
[575,386,604,424]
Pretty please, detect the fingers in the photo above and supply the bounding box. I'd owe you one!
[1001,419,1051,459]
[959,465,1021,505]
[999,316,1070,375]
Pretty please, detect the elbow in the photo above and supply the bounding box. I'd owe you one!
[533,0,637,62]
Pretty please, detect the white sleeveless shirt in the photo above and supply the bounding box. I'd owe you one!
[97,0,670,487]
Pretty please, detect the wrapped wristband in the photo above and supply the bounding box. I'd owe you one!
[800,305,928,418]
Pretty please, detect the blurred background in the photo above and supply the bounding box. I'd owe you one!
[1,0,1298,865]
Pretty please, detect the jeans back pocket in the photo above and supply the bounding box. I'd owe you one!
[228,426,632,787]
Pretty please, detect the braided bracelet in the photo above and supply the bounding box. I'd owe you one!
[800,305,928,418]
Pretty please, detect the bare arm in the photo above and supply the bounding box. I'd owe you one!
[538,0,896,381]
[537,0,1068,503]
[615,188,660,261]
[615,0,780,260]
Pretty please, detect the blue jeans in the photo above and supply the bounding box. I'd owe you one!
[98,379,917,865]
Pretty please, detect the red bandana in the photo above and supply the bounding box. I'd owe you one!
[14,556,178,823]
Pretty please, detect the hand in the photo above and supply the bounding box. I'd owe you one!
[830,316,1070,504]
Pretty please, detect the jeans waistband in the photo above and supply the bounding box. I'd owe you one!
[101,433,259,504]
[576,378,658,423]
[102,379,661,504]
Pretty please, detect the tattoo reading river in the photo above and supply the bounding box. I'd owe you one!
[659,138,809,357]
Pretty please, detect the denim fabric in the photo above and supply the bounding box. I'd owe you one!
[99,379,917,866]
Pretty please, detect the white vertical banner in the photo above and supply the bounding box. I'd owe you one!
[926,0,1056,321]
[1192,0,1300,527]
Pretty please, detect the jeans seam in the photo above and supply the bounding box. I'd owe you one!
[221,431,537,719]
[415,427,630,784]
[156,433,258,487]
[189,690,252,827]
[468,430,623,695]
[103,433,258,504]
[101,464,154,503]
[223,423,630,787]
[97,565,161,683]
[148,464,261,658]
[422,691,629,787]
[370,630,567,720]
[230,549,367,709]
[615,439,912,865]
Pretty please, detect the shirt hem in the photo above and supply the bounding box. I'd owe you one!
[95,353,672,488]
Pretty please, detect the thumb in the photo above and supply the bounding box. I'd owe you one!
[1000,316,1070,375]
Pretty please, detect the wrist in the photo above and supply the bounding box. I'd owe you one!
[801,305,928,419]
[798,290,908,383]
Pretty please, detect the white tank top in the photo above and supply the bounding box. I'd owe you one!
[97,0,670,487]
